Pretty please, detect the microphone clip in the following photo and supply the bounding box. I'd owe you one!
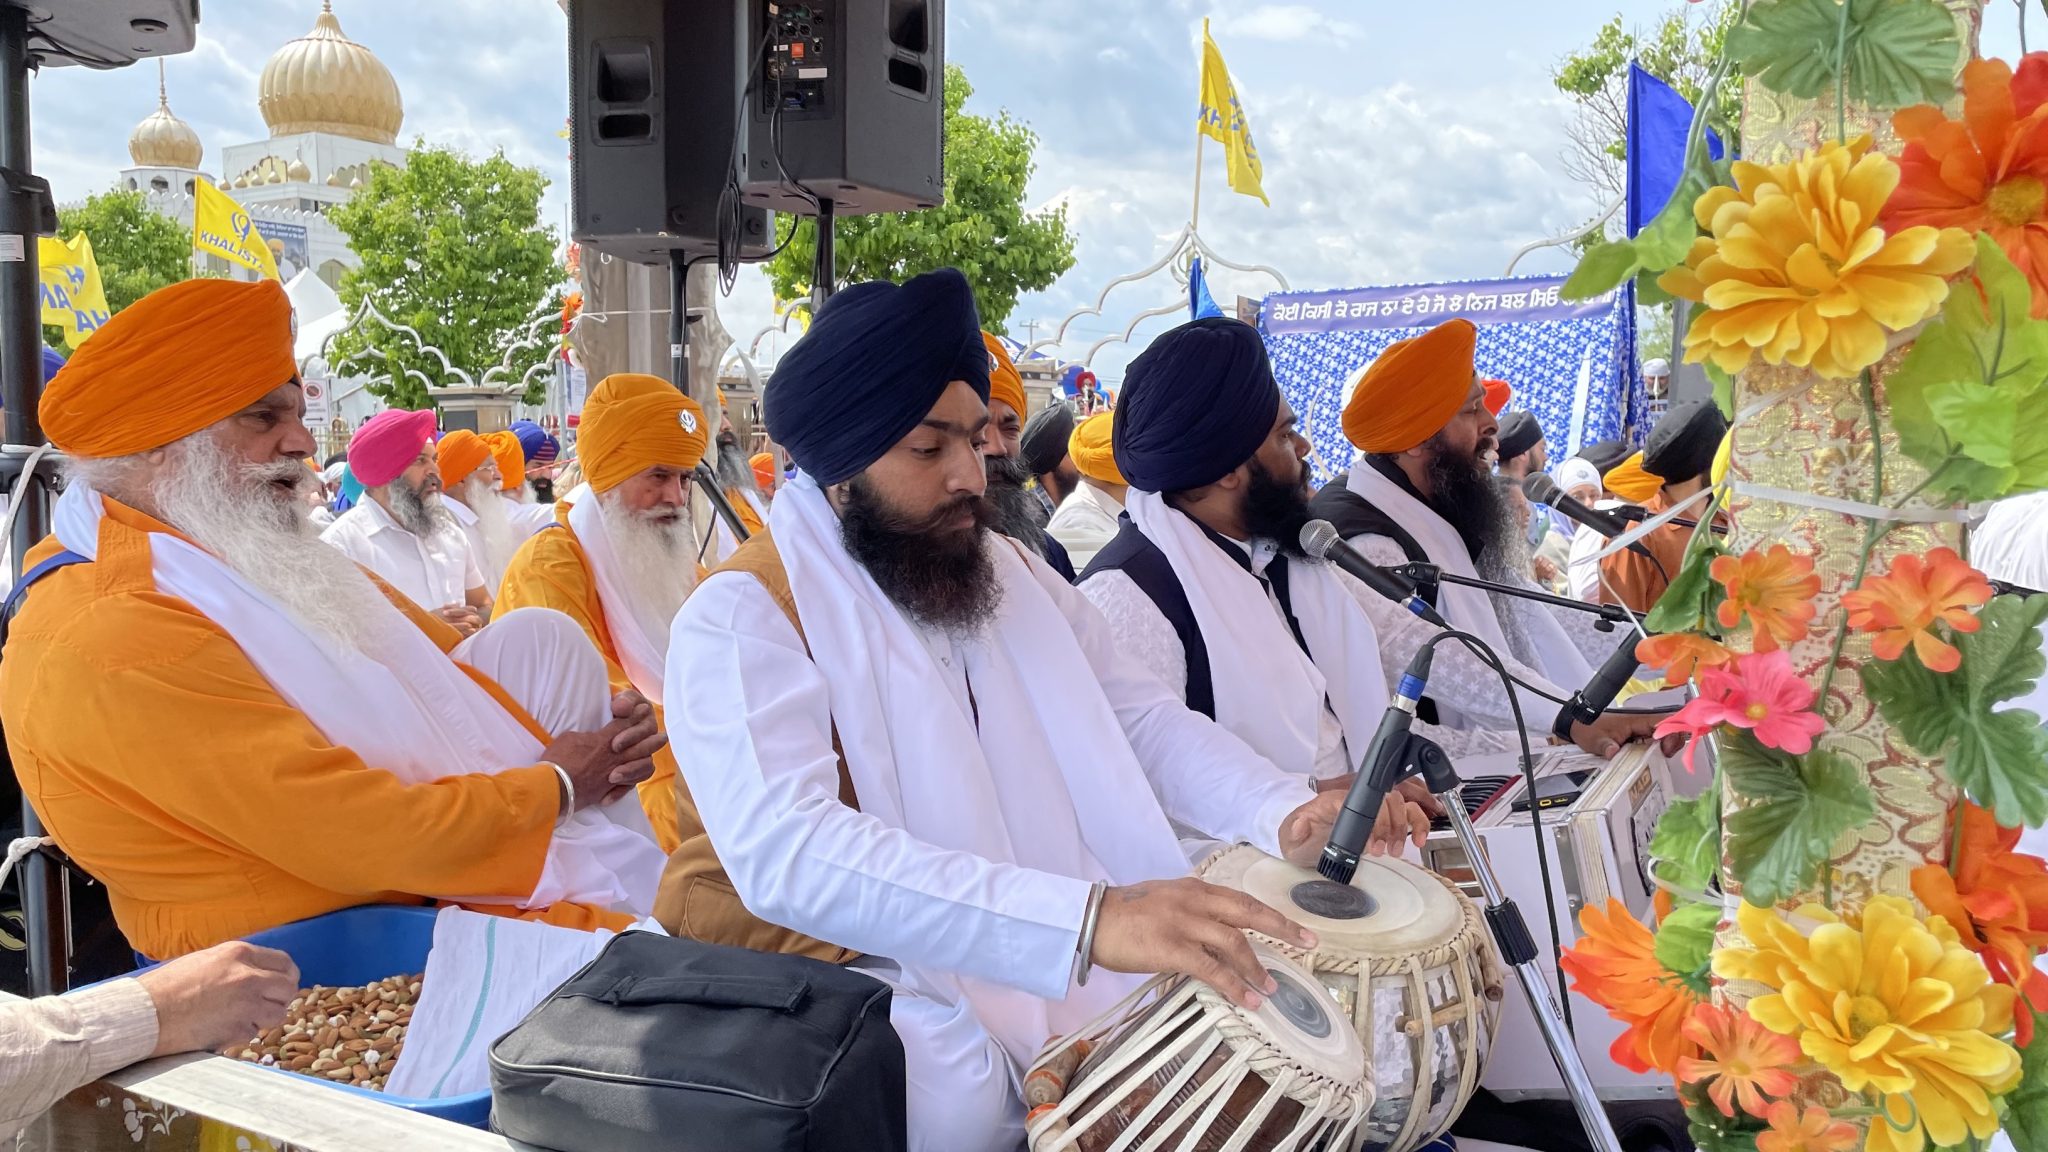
[1316,729,1459,884]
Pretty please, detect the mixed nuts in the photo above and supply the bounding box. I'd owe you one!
[223,973,422,1093]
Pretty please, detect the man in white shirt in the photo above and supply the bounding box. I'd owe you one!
[322,408,491,634]
[434,429,518,593]
[665,269,1414,1152]
[1049,410,1125,570]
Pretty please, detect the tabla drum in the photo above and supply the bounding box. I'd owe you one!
[1024,942,1368,1152]
[1196,846,1503,1152]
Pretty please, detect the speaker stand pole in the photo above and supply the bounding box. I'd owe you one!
[811,197,835,314]
[667,249,688,394]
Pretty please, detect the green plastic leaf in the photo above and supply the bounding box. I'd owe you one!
[2006,1009,2048,1152]
[1683,1091,1771,1152]
[1862,594,2048,827]
[1649,782,1721,893]
[1727,0,1961,108]
[1925,379,2019,468]
[1643,514,1729,634]
[1652,902,1719,998]
[1633,182,1702,274]
[1706,363,1733,418]
[1635,269,1675,309]
[1721,732,1875,908]
[1562,239,1639,302]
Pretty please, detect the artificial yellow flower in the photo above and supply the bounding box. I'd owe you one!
[1659,137,1976,380]
[1713,897,2020,1152]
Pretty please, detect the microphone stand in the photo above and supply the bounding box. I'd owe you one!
[694,462,753,544]
[1392,562,1640,631]
[1344,729,1624,1152]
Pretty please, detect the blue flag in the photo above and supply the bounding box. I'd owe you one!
[1190,255,1225,320]
[1625,62,1724,237]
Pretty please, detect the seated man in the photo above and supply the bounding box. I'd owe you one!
[1081,319,1662,802]
[1048,410,1126,570]
[2,279,669,961]
[491,425,561,537]
[707,388,770,561]
[1020,401,1078,518]
[664,269,1411,1152]
[982,333,1078,581]
[498,374,709,854]
[434,429,517,592]
[1599,400,1726,613]
[322,409,491,634]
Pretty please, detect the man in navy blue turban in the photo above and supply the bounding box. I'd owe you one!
[665,274,1374,1152]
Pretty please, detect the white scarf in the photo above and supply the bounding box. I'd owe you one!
[1345,464,1593,696]
[1124,491,1388,777]
[55,482,664,914]
[565,483,670,700]
[712,489,770,562]
[773,475,1190,1067]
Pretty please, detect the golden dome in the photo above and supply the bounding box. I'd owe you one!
[258,2,403,145]
[128,64,202,170]
[286,153,312,182]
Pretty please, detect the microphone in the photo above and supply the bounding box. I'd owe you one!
[1521,474,1657,562]
[1550,627,1661,741]
[1300,520,1448,627]
[1319,642,1434,884]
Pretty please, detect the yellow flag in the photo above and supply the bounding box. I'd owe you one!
[193,180,281,280]
[1197,19,1268,206]
[37,233,112,349]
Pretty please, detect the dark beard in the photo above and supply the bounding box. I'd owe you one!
[1417,434,1511,563]
[1243,457,1313,557]
[984,453,1049,545]
[713,441,756,493]
[840,475,1003,633]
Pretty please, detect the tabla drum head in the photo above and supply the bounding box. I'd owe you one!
[1230,849,1461,955]
[1194,941,1366,1087]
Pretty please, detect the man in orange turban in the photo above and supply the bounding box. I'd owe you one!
[3,278,668,961]
[981,331,1077,580]
[433,428,520,592]
[1046,409,1126,568]
[484,428,561,541]
[750,450,778,494]
[1310,318,1610,706]
[705,384,769,562]
[321,409,493,632]
[497,373,710,853]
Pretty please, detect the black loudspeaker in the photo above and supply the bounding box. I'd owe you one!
[741,0,945,216]
[569,0,773,264]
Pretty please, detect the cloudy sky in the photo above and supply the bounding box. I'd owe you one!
[28,1,2030,381]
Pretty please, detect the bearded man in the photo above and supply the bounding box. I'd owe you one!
[1020,401,1078,517]
[982,332,1077,581]
[434,429,518,592]
[1046,410,1125,569]
[489,426,561,538]
[662,269,1406,1152]
[1309,319,1610,724]
[499,374,709,856]
[321,410,492,634]
[706,388,770,561]
[1,279,670,960]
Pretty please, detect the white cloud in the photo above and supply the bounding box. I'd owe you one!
[1209,5,1361,44]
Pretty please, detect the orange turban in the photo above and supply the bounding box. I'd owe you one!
[579,373,709,494]
[1068,410,1124,485]
[983,332,1026,418]
[484,430,525,492]
[1341,319,1477,455]
[1482,378,1511,416]
[750,451,776,490]
[436,429,493,488]
[41,278,298,458]
[1603,451,1664,503]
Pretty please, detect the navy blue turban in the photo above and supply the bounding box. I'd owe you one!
[763,267,989,486]
[1496,411,1543,463]
[1113,317,1280,493]
[1021,402,1076,478]
[1643,399,1727,482]
[1574,438,1630,476]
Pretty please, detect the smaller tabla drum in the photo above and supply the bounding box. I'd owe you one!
[1196,846,1504,1152]
[1024,942,1368,1152]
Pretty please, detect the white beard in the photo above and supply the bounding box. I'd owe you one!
[147,435,403,658]
[457,474,517,578]
[595,488,698,652]
[384,475,454,539]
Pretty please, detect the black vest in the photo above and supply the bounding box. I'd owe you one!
[1305,473,1438,607]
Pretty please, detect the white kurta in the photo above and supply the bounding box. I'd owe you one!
[320,498,483,611]
[506,497,559,540]
[440,493,504,593]
[665,497,1308,1152]
[1046,482,1123,570]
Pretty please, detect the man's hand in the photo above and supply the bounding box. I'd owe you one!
[1532,555,1561,585]
[435,604,482,637]
[542,705,666,812]
[1568,709,1684,759]
[1278,786,1429,868]
[1090,878,1312,1010]
[135,941,299,1059]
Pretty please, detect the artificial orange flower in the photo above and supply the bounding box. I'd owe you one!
[1912,800,2048,1046]
[1886,53,2048,317]
[1659,138,1976,380]
[1676,1003,1801,1118]
[1757,1102,1858,1152]
[1560,899,1701,1075]
[1841,547,1991,673]
[1637,632,1734,686]
[1712,545,1820,652]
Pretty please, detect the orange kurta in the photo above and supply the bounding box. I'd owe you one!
[0,499,630,960]
[494,511,689,854]
[1598,491,1692,614]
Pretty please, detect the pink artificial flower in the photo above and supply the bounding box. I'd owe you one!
[1651,650,1827,770]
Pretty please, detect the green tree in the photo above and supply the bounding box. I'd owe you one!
[765,65,1076,334]
[43,188,188,346]
[327,144,564,409]
[1553,3,1743,210]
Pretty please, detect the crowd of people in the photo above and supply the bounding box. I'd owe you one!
[0,270,1703,1149]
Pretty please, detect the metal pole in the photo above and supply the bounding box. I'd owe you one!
[667,249,687,394]
[1191,132,1205,233]
[811,197,834,314]
[0,5,67,996]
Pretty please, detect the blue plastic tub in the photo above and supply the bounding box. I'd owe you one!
[148,904,491,1128]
